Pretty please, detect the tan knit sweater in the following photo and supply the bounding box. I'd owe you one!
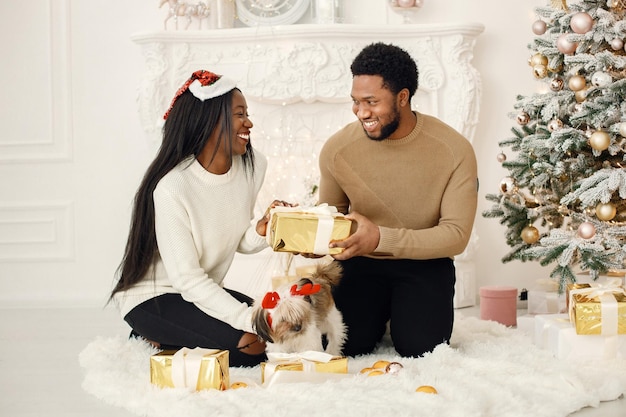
[318,112,478,260]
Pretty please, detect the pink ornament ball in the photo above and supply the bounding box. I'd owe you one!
[557,34,578,55]
[397,0,416,7]
[497,152,507,163]
[578,222,596,239]
[532,20,547,35]
[611,38,624,50]
[570,12,594,34]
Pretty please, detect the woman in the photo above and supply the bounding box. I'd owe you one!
[110,70,289,366]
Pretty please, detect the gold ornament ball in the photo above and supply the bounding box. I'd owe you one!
[578,222,596,239]
[516,112,530,125]
[596,202,617,221]
[521,225,540,244]
[568,75,586,91]
[500,177,517,195]
[547,62,563,73]
[550,77,564,91]
[416,385,438,394]
[533,65,548,79]
[529,53,548,67]
[575,89,588,103]
[589,130,611,151]
[548,119,563,132]
[496,152,507,163]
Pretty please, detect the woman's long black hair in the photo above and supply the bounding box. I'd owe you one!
[109,87,255,301]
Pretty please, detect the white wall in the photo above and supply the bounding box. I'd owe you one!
[0,0,549,308]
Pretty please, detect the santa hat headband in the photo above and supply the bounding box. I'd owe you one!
[163,70,237,120]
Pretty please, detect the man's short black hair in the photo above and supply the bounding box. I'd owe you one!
[350,42,418,99]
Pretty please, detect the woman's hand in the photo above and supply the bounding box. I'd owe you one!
[256,200,297,236]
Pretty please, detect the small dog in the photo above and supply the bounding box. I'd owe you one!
[252,261,346,355]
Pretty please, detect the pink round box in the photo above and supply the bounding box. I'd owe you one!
[479,286,518,327]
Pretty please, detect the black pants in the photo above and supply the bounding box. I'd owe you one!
[124,290,266,367]
[333,256,455,358]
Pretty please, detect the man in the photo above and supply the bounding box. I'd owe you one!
[318,42,478,357]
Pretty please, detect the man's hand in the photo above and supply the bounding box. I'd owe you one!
[329,211,380,260]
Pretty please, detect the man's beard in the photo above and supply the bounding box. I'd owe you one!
[364,107,400,142]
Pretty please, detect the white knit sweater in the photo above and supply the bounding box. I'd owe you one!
[114,152,268,333]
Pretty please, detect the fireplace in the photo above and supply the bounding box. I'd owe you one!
[132,22,483,303]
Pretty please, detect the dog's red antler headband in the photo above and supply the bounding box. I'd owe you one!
[260,284,320,328]
[290,283,321,296]
[262,292,280,309]
[261,291,280,327]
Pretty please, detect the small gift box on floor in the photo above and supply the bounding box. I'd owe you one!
[267,204,354,256]
[534,314,626,360]
[568,280,626,335]
[150,348,229,391]
[260,351,348,385]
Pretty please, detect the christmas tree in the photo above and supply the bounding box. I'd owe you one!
[483,0,626,289]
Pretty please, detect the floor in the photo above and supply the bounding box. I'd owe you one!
[0,306,623,417]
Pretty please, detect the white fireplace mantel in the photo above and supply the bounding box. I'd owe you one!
[131,23,484,303]
[132,23,484,144]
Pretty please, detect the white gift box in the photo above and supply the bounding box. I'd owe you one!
[260,351,348,387]
[534,314,626,360]
[453,259,476,308]
[526,279,566,315]
[528,290,567,315]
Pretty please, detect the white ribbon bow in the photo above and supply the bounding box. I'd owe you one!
[171,347,220,389]
[263,351,335,383]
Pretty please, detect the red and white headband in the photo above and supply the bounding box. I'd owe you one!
[163,69,237,120]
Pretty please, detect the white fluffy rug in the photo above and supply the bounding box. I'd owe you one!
[79,315,626,417]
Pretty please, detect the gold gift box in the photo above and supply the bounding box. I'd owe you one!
[150,349,229,391]
[260,356,348,383]
[566,283,592,311]
[570,292,626,335]
[268,211,353,255]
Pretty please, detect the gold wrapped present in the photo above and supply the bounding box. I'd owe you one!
[260,351,348,383]
[150,348,229,391]
[566,273,626,310]
[267,205,353,255]
[568,280,626,335]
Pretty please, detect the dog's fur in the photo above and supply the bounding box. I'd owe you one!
[252,261,346,355]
